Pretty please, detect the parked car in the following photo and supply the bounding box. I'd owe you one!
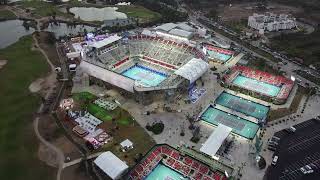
[300,165,314,174]
[272,156,279,166]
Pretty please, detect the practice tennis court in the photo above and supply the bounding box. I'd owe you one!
[232,75,281,97]
[207,50,232,62]
[201,106,260,139]
[215,92,269,120]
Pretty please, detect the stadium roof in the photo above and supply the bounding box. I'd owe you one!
[155,23,177,32]
[90,34,122,49]
[155,22,195,33]
[168,28,193,38]
[94,151,128,180]
[79,61,135,92]
[177,22,194,32]
[141,29,156,37]
[174,58,209,83]
[200,124,232,158]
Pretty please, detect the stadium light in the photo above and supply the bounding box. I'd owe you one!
[291,75,296,81]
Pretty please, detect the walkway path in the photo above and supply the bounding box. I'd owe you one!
[31,34,65,180]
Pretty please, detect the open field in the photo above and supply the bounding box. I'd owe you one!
[117,5,162,23]
[17,0,73,18]
[0,9,16,19]
[0,36,54,180]
[270,30,320,69]
[219,2,302,22]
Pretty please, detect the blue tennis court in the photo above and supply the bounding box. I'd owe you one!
[215,92,270,120]
[207,50,232,62]
[201,106,260,139]
[146,163,187,180]
[122,65,167,87]
[232,75,281,97]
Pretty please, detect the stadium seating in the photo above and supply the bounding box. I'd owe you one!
[223,66,294,101]
[128,145,227,180]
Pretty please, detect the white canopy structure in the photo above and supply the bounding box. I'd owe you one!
[94,151,128,180]
[120,139,133,148]
[200,124,232,158]
[79,61,135,92]
[90,34,122,49]
[174,58,209,83]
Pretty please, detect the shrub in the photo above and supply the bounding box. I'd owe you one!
[146,122,164,134]
[190,136,200,143]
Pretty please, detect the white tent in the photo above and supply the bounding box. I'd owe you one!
[174,58,209,83]
[94,151,128,180]
[120,139,133,151]
[90,34,122,49]
[200,124,232,158]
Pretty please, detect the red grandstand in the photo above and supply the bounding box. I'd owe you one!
[127,144,227,180]
[222,66,294,104]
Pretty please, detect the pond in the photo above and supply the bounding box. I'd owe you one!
[0,20,98,49]
[69,7,128,22]
[43,22,97,39]
[0,20,35,49]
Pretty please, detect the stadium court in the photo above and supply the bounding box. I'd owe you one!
[215,92,270,120]
[201,105,260,139]
[231,75,281,97]
[121,64,168,87]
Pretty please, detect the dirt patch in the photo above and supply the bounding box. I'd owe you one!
[29,78,45,93]
[0,60,7,69]
[29,72,57,93]
[219,3,302,22]
[38,143,59,168]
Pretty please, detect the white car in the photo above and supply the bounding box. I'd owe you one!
[272,156,278,166]
[300,165,314,174]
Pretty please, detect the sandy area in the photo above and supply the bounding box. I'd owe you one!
[0,60,8,69]
[29,73,57,93]
[38,143,59,168]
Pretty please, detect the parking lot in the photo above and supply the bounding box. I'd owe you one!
[265,119,320,180]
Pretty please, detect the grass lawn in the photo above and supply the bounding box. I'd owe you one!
[97,113,155,167]
[0,36,54,180]
[87,103,113,121]
[18,0,72,18]
[73,92,134,124]
[117,5,161,23]
[72,91,96,102]
[0,9,16,19]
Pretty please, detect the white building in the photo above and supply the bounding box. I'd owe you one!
[248,13,297,32]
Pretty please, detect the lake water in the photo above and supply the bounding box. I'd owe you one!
[0,20,35,49]
[44,22,97,38]
[69,7,128,21]
[0,20,97,49]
